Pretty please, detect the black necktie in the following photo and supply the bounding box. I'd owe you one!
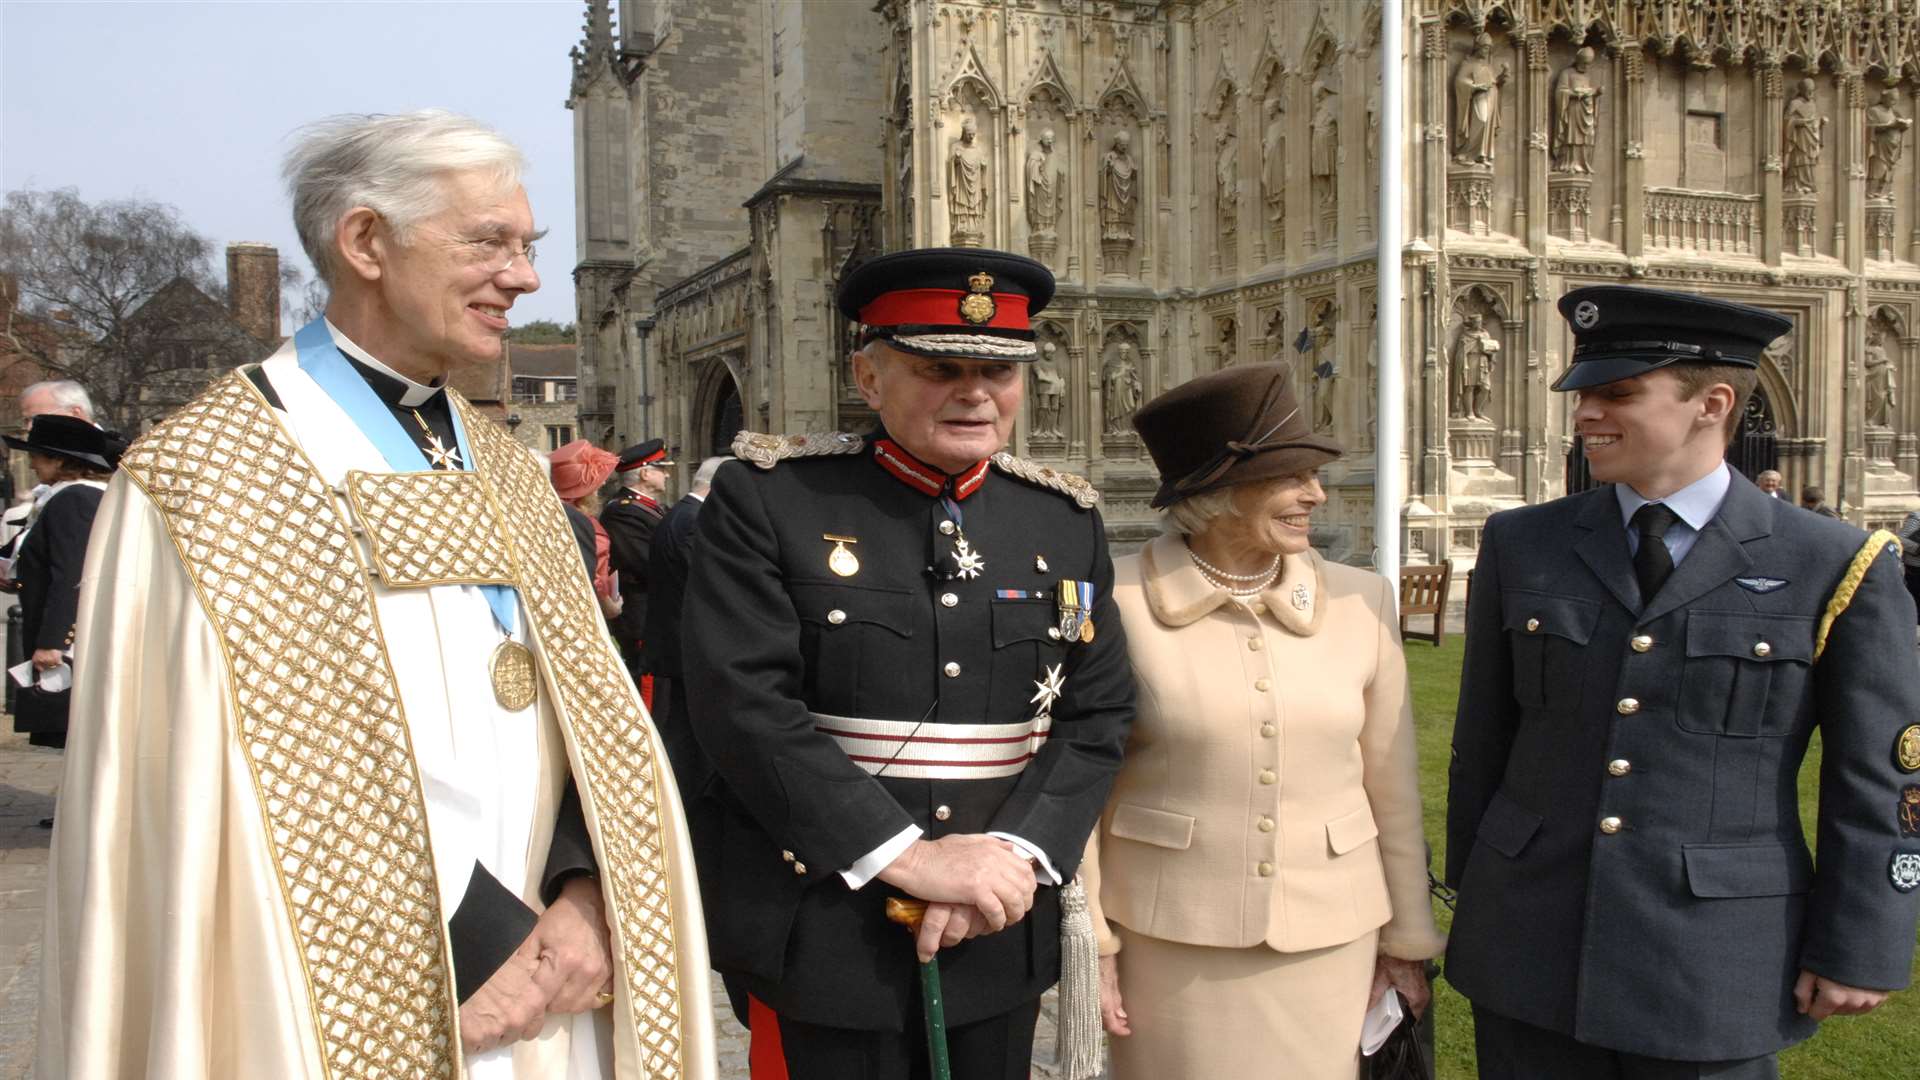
[1632,503,1679,604]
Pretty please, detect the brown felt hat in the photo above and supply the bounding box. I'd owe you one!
[1133,362,1342,509]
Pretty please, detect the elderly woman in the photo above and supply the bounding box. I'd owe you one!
[1082,363,1444,1077]
[549,438,624,620]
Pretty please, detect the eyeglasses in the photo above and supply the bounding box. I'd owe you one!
[457,236,538,274]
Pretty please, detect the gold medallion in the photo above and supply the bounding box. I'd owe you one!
[1079,618,1095,644]
[1898,724,1920,773]
[958,270,997,325]
[825,534,861,577]
[489,640,538,712]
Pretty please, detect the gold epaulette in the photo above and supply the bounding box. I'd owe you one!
[991,451,1100,509]
[1813,529,1901,662]
[732,430,866,470]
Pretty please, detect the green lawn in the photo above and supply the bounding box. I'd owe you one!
[1404,636,1920,1079]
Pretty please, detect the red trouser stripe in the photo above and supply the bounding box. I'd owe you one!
[748,995,789,1080]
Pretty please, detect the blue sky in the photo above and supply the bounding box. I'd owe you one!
[1,0,586,328]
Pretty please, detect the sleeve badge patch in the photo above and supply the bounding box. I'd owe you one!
[1890,851,1920,893]
[1896,724,1920,773]
[1902,786,1920,837]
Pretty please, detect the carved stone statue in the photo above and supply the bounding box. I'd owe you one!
[1102,343,1143,434]
[1552,47,1602,174]
[1784,79,1826,195]
[897,121,914,239]
[1866,330,1898,427]
[1452,34,1508,166]
[1214,128,1239,245]
[1310,83,1339,209]
[1262,95,1286,234]
[948,116,989,247]
[1308,319,1338,432]
[1025,128,1064,238]
[1867,87,1913,200]
[1100,130,1138,242]
[1031,342,1067,437]
[1451,313,1498,422]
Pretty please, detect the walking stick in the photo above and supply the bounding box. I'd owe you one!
[884,897,953,1080]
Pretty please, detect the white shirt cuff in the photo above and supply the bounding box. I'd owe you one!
[989,832,1062,886]
[840,825,922,890]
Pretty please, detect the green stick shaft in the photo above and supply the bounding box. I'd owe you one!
[919,956,951,1080]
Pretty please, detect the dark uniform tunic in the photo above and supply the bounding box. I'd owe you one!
[1447,472,1920,1064]
[602,488,665,674]
[12,483,105,745]
[681,434,1134,1033]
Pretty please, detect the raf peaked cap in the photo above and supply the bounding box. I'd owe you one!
[1133,361,1343,509]
[615,438,672,472]
[836,247,1055,362]
[3,414,115,472]
[1552,285,1791,392]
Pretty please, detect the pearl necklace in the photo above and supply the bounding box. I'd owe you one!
[1187,545,1282,584]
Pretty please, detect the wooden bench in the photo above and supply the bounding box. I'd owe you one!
[1399,560,1453,647]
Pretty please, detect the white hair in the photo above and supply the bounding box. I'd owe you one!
[282,110,526,284]
[691,456,730,492]
[1160,486,1240,537]
[21,379,94,422]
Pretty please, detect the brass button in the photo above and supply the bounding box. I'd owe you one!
[938,520,956,535]
[1616,698,1640,715]
[940,592,958,608]
[781,849,795,862]
[1630,634,1653,653]
[1254,678,1271,692]
[934,804,952,822]
[1257,816,1275,833]
[1752,641,1772,658]
[1599,816,1623,835]
[1607,759,1632,777]
[1258,768,1277,785]
[1248,638,1264,651]
[827,609,847,625]
[943,662,961,678]
[1260,723,1277,738]
[1526,618,1541,632]
[793,862,807,875]
[1256,861,1275,877]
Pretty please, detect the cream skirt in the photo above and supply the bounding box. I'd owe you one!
[1107,925,1378,1080]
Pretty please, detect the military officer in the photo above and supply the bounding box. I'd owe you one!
[680,248,1134,1078]
[602,438,671,691]
[1446,285,1920,1078]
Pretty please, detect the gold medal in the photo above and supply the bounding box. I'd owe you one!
[1898,724,1920,773]
[825,534,861,577]
[1079,618,1095,643]
[490,640,537,712]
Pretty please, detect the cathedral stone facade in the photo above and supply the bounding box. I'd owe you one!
[570,0,1920,562]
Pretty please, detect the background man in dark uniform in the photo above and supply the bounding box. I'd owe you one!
[641,454,727,790]
[681,248,1134,1078]
[1446,285,1920,1078]
[601,438,671,697]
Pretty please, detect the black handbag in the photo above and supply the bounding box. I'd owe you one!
[1362,991,1432,1080]
[12,682,71,736]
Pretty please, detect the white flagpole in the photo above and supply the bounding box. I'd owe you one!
[1375,0,1406,595]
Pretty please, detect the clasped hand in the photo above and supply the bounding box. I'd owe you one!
[458,876,617,1055]
[876,833,1038,962]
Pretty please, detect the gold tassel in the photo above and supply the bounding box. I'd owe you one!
[1056,875,1104,1080]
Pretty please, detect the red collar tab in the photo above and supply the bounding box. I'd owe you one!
[633,492,661,510]
[873,438,990,501]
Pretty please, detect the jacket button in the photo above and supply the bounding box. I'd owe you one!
[1752,641,1772,658]
[1254,678,1271,692]
[1247,638,1264,651]
[1256,861,1275,877]
[1249,601,1267,614]
[1047,627,1062,639]
[1616,697,1640,715]
[1630,634,1653,652]
[1526,618,1541,632]
[1257,816,1275,832]
[940,592,958,608]
[1599,816,1623,834]
[1258,768,1277,785]
[943,662,961,678]
[938,520,957,536]
[1607,759,1632,777]
[934,804,952,821]
[781,850,795,862]
[793,862,807,875]
[827,609,847,625]
[1260,723,1276,738]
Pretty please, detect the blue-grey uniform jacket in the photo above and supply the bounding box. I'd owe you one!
[1446,470,1920,1061]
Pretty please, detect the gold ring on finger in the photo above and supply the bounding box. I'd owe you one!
[596,991,615,1006]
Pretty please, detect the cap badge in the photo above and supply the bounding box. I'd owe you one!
[959,271,998,325]
[1573,300,1600,329]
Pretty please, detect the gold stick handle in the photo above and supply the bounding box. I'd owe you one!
[884,897,928,932]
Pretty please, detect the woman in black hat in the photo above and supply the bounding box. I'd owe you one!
[4,413,117,753]
[1077,362,1443,1076]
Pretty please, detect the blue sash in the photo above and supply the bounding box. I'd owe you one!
[293,319,519,635]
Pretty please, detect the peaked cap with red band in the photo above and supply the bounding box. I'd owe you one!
[836,247,1055,362]
[615,438,674,473]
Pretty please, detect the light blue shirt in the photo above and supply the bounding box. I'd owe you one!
[1615,461,1732,568]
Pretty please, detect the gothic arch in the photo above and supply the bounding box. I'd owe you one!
[1451,281,1510,321]
[691,353,746,459]
[1097,58,1150,122]
[1022,48,1078,115]
[944,41,1002,111]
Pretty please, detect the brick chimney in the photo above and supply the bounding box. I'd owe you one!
[226,242,281,345]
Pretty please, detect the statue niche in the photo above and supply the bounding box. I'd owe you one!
[1866,321,1899,430]
[1452,33,1508,167]
[1450,312,1499,424]
[1867,85,1912,201]
[1783,79,1826,196]
[1302,302,1339,434]
[948,115,990,248]
[1100,129,1139,272]
[1030,337,1069,440]
[1215,127,1240,254]
[1309,78,1339,244]
[1261,94,1286,251]
[1551,47,1602,174]
[1025,127,1066,265]
[1101,337,1144,435]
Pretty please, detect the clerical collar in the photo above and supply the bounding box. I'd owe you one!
[872,436,990,501]
[323,318,446,408]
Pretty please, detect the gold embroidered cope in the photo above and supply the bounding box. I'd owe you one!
[342,469,518,587]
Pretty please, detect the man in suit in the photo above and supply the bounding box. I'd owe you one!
[1800,484,1842,519]
[1446,284,1920,1078]
[679,248,1134,1078]
[1756,469,1784,498]
[640,454,727,788]
[601,439,672,694]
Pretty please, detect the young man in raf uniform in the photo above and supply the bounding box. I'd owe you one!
[680,248,1134,1078]
[1446,285,1920,1078]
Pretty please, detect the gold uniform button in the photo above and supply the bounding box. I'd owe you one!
[1254,678,1272,692]
[781,850,795,862]
[1752,641,1772,658]
[943,662,961,678]
[1256,862,1275,877]
[1599,816,1623,835]
[827,609,847,625]
[938,520,957,536]
[1630,634,1653,653]
[1607,759,1632,777]
[1047,627,1062,639]
[793,862,807,875]
[940,592,959,608]
[1257,817,1275,833]
[1260,723,1277,738]
[1248,638,1264,651]
[1526,618,1541,632]
[934,804,952,822]
[1258,769,1277,785]
[1249,601,1267,614]
[1616,698,1640,715]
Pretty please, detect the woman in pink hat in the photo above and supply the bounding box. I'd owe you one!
[549,439,624,620]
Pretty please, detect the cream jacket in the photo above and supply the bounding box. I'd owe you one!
[1082,534,1446,961]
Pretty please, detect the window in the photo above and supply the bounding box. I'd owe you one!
[546,424,574,450]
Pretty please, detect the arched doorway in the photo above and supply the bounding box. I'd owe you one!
[709,379,742,459]
[691,354,746,461]
[1726,388,1778,482]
